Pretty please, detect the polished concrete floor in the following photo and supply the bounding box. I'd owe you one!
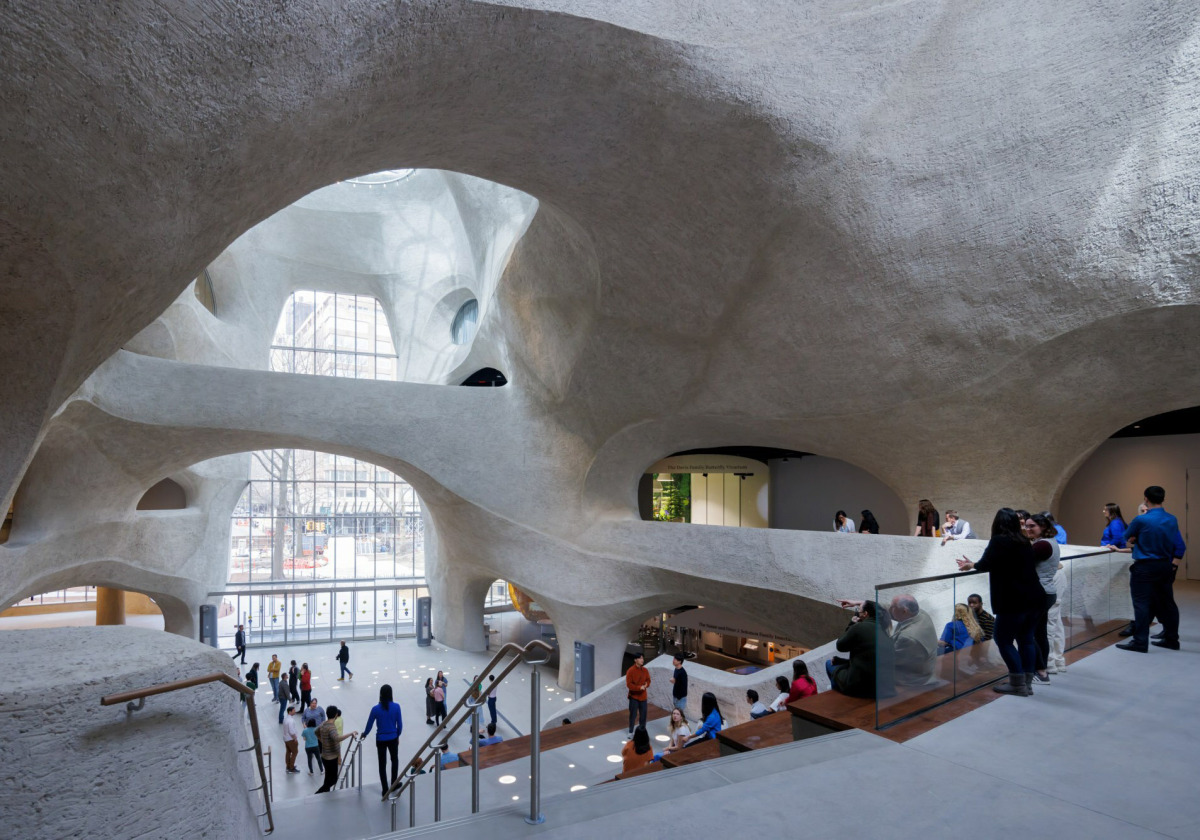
[247,634,581,804]
[268,582,1200,840]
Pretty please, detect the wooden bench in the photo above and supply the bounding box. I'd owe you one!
[786,692,872,739]
[457,706,669,770]
[715,711,794,756]
[614,760,664,781]
[660,737,720,768]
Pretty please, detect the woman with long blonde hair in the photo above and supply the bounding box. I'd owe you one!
[939,603,983,653]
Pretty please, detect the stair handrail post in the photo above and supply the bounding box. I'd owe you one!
[525,658,545,825]
[434,739,444,822]
[470,703,481,813]
[409,765,418,827]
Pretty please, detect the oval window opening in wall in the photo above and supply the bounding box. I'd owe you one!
[451,299,479,345]
[460,368,507,387]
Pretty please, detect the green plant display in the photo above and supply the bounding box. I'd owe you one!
[653,473,691,522]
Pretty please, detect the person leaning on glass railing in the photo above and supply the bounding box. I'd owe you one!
[956,508,1044,697]
[1113,485,1184,653]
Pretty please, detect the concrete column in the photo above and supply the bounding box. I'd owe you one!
[95,587,126,625]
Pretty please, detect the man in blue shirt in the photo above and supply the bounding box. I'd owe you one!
[477,722,503,746]
[1116,485,1184,652]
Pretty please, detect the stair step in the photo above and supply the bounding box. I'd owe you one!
[458,706,669,770]
[371,730,890,839]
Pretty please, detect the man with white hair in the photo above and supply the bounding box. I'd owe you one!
[890,594,938,685]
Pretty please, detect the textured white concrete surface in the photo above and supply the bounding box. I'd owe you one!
[1,3,1197,835]
[2,0,1192,687]
[3,627,260,839]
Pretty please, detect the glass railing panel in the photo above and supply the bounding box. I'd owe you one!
[873,576,959,728]
[1060,549,1131,649]
[945,571,1010,698]
[872,549,1131,730]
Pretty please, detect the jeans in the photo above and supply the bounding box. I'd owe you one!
[305,746,322,772]
[277,696,287,724]
[376,738,399,794]
[1033,592,1056,671]
[672,696,687,712]
[628,697,647,733]
[487,696,498,726]
[1130,560,1179,646]
[339,662,353,679]
[993,610,1038,675]
[269,677,279,698]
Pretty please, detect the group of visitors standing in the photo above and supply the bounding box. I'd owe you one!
[620,652,818,775]
[950,486,1184,696]
[832,510,880,534]
[424,671,448,725]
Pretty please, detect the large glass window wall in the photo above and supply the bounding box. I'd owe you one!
[270,291,398,380]
[227,452,425,584]
[219,288,424,646]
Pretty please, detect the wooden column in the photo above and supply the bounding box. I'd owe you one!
[95,587,126,625]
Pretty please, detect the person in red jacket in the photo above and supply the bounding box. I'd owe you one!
[786,659,818,703]
[625,653,651,737]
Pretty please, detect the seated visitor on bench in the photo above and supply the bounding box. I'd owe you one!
[682,692,724,747]
[938,603,983,653]
[890,594,938,685]
[769,675,792,712]
[786,659,818,702]
[827,599,894,699]
[622,725,654,773]
[658,707,692,759]
[747,689,772,719]
[477,722,503,746]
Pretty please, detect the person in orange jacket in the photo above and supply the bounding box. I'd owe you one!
[625,653,651,737]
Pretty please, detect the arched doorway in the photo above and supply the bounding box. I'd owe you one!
[1058,406,1200,580]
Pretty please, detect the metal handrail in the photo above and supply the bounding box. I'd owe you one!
[101,672,274,835]
[875,548,1117,590]
[385,639,554,828]
[337,733,363,790]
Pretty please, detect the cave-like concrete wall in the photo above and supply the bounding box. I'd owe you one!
[3,0,1197,693]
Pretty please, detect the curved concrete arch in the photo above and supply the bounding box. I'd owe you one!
[3,558,204,639]
[3,0,1199,725]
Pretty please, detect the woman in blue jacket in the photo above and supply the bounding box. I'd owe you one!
[1101,503,1126,548]
[683,692,724,747]
[363,684,403,795]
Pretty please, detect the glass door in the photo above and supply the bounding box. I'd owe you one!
[352,590,377,640]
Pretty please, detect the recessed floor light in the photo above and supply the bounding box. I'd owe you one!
[606,755,622,763]
[568,764,575,768]
[498,775,516,784]
[655,735,669,742]
[570,785,587,792]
